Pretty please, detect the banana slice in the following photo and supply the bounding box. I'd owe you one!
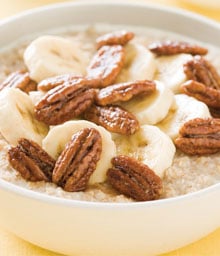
[157,94,211,140]
[113,125,176,178]
[42,120,116,184]
[155,53,193,93]
[116,43,156,82]
[0,88,48,146]
[121,80,174,125]
[24,35,88,83]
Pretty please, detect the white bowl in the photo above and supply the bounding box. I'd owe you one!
[0,1,220,256]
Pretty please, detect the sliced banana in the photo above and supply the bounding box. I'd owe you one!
[157,94,211,140]
[42,120,116,185]
[155,53,193,93]
[113,125,176,178]
[121,80,174,125]
[116,43,156,82]
[24,35,88,83]
[29,90,46,105]
[0,88,48,146]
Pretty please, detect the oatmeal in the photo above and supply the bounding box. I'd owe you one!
[0,24,220,202]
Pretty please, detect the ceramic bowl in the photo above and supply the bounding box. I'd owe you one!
[0,1,220,255]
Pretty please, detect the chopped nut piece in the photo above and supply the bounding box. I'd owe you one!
[52,128,102,192]
[95,80,156,106]
[107,155,163,201]
[175,118,220,155]
[149,40,208,56]
[184,55,220,89]
[0,71,37,93]
[8,138,55,181]
[84,105,139,135]
[96,30,134,49]
[87,45,125,87]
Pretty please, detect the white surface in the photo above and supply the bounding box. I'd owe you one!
[0,1,220,256]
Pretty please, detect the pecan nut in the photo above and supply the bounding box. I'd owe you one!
[148,40,208,56]
[87,45,125,88]
[184,55,220,89]
[52,128,102,192]
[107,155,163,201]
[34,80,95,125]
[0,71,37,93]
[175,118,220,155]
[209,107,220,118]
[181,80,220,108]
[95,80,156,106]
[96,30,134,49]
[8,138,55,181]
[84,105,139,135]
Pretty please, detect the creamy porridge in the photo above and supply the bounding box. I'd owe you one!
[0,24,220,202]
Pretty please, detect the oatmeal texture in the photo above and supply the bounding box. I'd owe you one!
[0,25,220,202]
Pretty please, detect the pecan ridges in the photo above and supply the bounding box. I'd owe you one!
[52,128,102,192]
[8,138,55,181]
[107,155,163,201]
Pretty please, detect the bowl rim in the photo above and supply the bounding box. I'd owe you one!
[0,0,220,209]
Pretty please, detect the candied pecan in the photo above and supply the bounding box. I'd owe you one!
[148,40,208,56]
[0,71,37,93]
[84,105,139,135]
[107,155,163,201]
[87,45,125,88]
[95,80,156,106]
[34,80,95,125]
[52,128,102,192]
[8,138,55,182]
[175,118,220,155]
[96,30,134,49]
[181,80,220,108]
[184,55,220,89]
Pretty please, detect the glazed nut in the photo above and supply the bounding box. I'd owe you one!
[95,80,156,106]
[107,155,163,201]
[52,128,102,192]
[87,45,125,88]
[8,138,55,182]
[148,40,208,56]
[184,55,220,89]
[175,118,220,155]
[34,80,96,125]
[96,30,134,49]
[0,70,37,93]
[84,104,140,135]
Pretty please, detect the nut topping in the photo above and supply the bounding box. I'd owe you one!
[175,118,220,155]
[107,155,163,201]
[184,55,220,89]
[96,30,134,49]
[0,71,37,93]
[52,128,102,192]
[84,105,140,135]
[148,40,208,56]
[8,138,55,181]
[87,45,125,87]
[95,80,156,106]
[34,80,95,125]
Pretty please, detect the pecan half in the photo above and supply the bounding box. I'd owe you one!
[175,118,220,155]
[87,45,125,87]
[184,55,220,89]
[181,80,220,108]
[107,155,163,201]
[148,40,208,56]
[95,80,156,106]
[96,30,134,49]
[84,105,139,135]
[34,81,95,125]
[8,138,55,182]
[52,128,102,192]
[0,71,37,93]
[209,107,220,118]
